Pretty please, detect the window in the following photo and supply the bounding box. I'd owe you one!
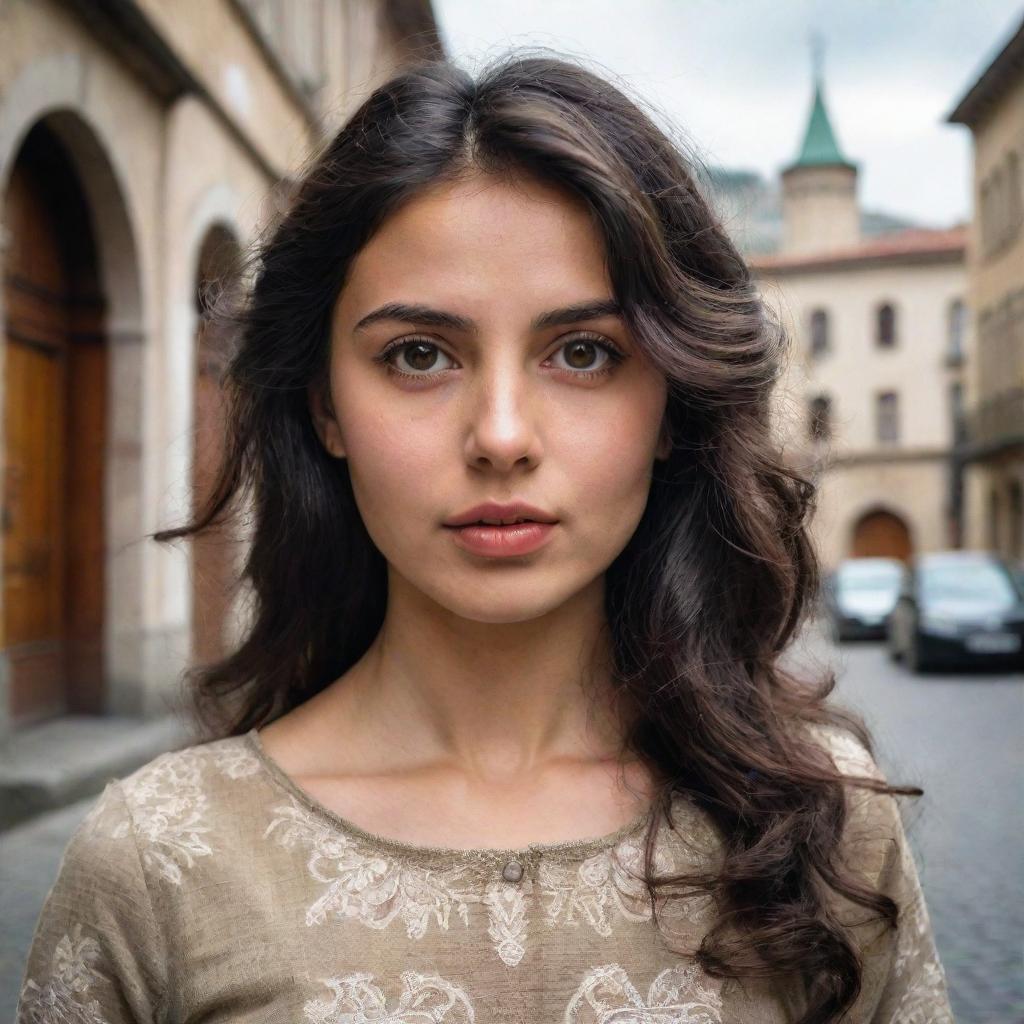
[809,308,829,357]
[981,178,993,255]
[946,298,966,365]
[1008,150,1023,234]
[876,391,899,444]
[993,165,1006,251]
[920,559,1018,606]
[808,394,831,441]
[981,152,1024,257]
[876,303,896,348]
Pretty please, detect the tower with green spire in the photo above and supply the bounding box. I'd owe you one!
[780,35,861,254]
[787,75,857,172]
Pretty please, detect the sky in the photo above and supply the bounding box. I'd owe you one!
[432,0,1024,229]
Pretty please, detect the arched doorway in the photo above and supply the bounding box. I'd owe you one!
[850,507,912,562]
[2,122,107,726]
[191,225,241,667]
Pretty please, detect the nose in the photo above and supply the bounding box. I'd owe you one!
[463,356,542,472]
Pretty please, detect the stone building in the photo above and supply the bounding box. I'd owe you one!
[0,0,443,738]
[946,14,1024,564]
[750,69,969,572]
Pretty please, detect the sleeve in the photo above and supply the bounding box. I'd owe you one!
[14,779,167,1024]
[866,799,955,1024]
[810,725,955,1023]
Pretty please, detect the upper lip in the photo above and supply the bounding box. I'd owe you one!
[444,501,559,527]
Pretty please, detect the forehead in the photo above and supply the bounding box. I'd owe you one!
[334,172,613,328]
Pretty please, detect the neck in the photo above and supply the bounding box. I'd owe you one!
[327,572,637,783]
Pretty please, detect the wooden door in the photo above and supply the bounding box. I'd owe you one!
[850,509,912,562]
[3,134,107,726]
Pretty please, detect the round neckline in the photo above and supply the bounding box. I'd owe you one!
[243,726,655,863]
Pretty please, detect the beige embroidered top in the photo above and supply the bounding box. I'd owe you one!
[15,723,954,1023]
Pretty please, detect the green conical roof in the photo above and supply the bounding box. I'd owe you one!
[790,76,855,170]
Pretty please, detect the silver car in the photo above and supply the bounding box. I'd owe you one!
[822,557,904,642]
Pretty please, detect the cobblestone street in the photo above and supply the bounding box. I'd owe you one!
[2,618,1021,1022]
[787,617,1023,1024]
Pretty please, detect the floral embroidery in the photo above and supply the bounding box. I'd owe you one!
[303,970,475,1023]
[564,962,723,1023]
[264,793,699,967]
[210,740,262,780]
[810,725,884,782]
[113,751,213,885]
[15,922,110,1023]
[264,796,482,929]
[482,879,529,966]
[93,740,260,886]
[539,833,672,936]
[882,840,954,1023]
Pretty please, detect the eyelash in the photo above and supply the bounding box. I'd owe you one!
[373,332,628,384]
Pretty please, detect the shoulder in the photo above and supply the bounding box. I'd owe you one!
[17,779,169,1022]
[103,732,265,886]
[118,730,262,789]
[798,721,887,781]
[56,733,253,868]
[796,722,910,887]
[57,777,144,894]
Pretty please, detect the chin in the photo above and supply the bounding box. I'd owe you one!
[431,579,584,625]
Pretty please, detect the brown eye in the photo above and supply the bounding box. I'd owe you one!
[549,335,627,378]
[563,340,602,370]
[375,338,456,378]
[403,342,442,372]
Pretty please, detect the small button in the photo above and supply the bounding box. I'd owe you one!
[502,859,524,882]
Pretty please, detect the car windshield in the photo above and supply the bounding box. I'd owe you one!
[920,561,1020,606]
[837,564,902,592]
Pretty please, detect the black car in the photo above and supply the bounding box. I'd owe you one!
[886,550,1024,673]
[821,557,904,641]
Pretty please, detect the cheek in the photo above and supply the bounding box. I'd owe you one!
[566,416,658,516]
[331,382,443,534]
[570,376,666,477]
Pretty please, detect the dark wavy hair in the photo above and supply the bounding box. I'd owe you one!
[154,51,923,1024]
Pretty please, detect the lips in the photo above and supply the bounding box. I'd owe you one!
[443,501,558,529]
[464,520,533,526]
[446,520,557,557]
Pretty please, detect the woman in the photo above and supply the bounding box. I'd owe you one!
[16,54,954,1023]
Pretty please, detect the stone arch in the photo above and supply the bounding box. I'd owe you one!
[0,67,146,731]
[153,182,250,672]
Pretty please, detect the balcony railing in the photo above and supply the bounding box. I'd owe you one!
[963,386,1024,456]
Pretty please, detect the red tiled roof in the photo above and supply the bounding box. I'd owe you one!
[750,224,968,273]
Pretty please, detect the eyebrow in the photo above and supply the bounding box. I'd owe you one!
[352,299,623,334]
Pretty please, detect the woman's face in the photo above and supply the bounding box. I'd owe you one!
[314,171,670,624]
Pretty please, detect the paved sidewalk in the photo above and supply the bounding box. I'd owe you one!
[0,713,195,830]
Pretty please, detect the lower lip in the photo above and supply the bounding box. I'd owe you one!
[445,522,557,557]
